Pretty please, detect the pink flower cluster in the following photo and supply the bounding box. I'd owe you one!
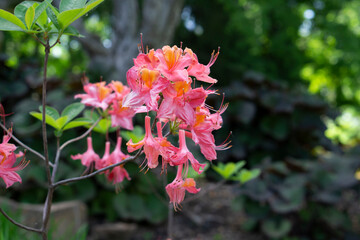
[73,44,229,208]
[0,129,28,188]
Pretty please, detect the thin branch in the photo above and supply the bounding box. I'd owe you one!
[59,117,102,151]
[0,208,42,233]
[53,149,143,188]
[0,122,51,167]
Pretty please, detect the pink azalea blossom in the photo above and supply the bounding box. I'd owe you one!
[123,68,168,111]
[170,130,206,174]
[74,82,113,110]
[185,47,219,84]
[155,121,178,171]
[0,131,28,188]
[157,80,208,125]
[166,164,200,210]
[71,137,100,167]
[155,45,192,82]
[189,103,230,161]
[106,137,131,184]
[127,116,160,169]
[108,101,136,130]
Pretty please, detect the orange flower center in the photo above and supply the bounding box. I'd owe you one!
[182,178,196,188]
[140,69,159,88]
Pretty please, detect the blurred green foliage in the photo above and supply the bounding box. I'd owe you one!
[174,0,360,237]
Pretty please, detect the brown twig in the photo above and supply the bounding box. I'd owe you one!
[0,208,42,233]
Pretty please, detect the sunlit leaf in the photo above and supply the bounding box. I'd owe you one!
[30,112,58,129]
[0,9,27,31]
[62,118,91,130]
[39,105,59,120]
[57,8,84,30]
[25,6,35,29]
[59,0,87,12]
[61,102,85,124]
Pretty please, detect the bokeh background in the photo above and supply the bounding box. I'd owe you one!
[1,0,360,239]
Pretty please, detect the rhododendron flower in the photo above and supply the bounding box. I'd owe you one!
[155,121,178,171]
[127,116,160,169]
[71,137,100,167]
[75,82,113,110]
[0,131,28,188]
[123,67,168,111]
[157,80,208,125]
[188,103,229,161]
[156,45,192,82]
[166,164,200,210]
[108,101,136,130]
[105,137,131,184]
[170,130,206,174]
[185,47,219,84]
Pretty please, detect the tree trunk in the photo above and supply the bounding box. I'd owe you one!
[78,0,185,80]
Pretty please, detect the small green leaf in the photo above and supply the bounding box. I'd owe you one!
[121,126,145,143]
[45,3,60,29]
[14,1,35,24]
[60,0,87,12]
[30,112,59,129]
[261,219,292,239]
[57,8,84,30]
[232,169,261,184]
[63,25,83,37]
[56,116,68,129]
[61,102,85,123]
[212,161,246,179]
[39,105,60,120]
[57,0,103,30]
[187,162,210,179]
[34,0,53,27]
[83,109,99,120]
[25,6,35,29]
[62,118,91,130]
[0,9,27,31]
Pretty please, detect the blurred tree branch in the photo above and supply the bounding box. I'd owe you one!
[76,0,184,80]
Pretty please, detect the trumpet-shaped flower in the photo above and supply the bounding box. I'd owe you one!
[170,130,206,174]
[71,137,101,167]
[75,82,113,110]
[0,131,28,188]
[106,137,131,184]
[127,116,160,169]
[166,164,200,210]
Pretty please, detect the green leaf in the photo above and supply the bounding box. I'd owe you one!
[56,116,68,129]
[57,0,104,30]
[62,118,91,130]
[57,8,84,30]
[121,126,145,143]
[0,9,27,31]
[33,0,53,27]
[261,219,292,239]
[14,1,36,24]
[232,169,261,184]
[92,118,114,134]
[61,102,85,123]
[83,109,99,120]
[25,6,35,29]
[60,0,87,12]
[63,25,83,37]
[39,105,60,120]
[45,3,60,29]
[187,162,210,179]
[30,112,59,129]
[212,161,246,179]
